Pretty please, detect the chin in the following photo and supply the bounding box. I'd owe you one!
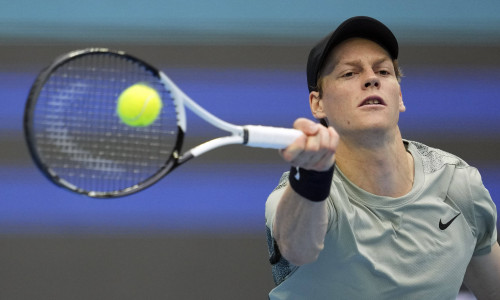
[346,123,396,137]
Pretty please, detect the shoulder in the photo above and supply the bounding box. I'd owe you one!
[407,140,486,200]
[407,140,468,174]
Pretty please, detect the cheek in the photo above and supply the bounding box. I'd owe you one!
[323,100,353,127]
[321,84,356,126]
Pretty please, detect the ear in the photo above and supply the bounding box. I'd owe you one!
[398,89,406,112]
[309,91,327,119]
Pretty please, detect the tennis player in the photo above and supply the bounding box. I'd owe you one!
[265,16,500,299]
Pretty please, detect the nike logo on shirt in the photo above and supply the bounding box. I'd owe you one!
[439,213,461,230]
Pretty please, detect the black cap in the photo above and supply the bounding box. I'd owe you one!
[307,16,398,92]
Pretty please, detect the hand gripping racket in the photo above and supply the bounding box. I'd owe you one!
[24,48,302,198]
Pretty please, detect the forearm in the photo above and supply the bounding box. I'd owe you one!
[271,118,337,265]
[464,243,500,300]
[273,185,329,266]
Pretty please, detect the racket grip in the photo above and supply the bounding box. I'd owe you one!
[244,125,303,149]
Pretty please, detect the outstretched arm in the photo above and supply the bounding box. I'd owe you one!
[272,118,338,265]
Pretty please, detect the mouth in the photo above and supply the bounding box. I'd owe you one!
[359,96,386,107]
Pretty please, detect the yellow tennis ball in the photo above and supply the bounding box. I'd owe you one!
[117,84,162,127]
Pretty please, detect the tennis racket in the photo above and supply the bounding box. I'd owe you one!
[24,48,303,198]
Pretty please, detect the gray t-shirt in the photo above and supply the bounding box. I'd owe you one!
[265,140,497,300]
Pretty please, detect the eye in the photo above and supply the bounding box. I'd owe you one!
[378,70,391,76]
[341,71,355,78]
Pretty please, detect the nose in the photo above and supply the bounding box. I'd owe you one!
[364,77,380,88]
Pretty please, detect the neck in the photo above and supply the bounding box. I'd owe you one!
[335,128,414,197]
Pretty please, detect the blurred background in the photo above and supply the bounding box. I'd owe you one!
[1,1,499,299]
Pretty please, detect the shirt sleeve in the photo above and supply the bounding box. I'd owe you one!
[265,172,290,236]
[469,167,498,256]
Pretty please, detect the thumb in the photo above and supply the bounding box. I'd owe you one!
[293,118,321,136]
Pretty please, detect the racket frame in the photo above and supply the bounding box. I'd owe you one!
[24,48,301,198]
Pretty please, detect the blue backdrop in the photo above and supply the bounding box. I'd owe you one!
[1,66,499,234]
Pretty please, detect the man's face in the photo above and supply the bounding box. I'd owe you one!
[310,38,405,137]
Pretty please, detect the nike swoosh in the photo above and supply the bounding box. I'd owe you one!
[439,213,461,230]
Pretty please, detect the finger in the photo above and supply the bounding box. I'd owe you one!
[279,133,307,162]
[290,125,334,169]
[310,127,339,170]
[280,118,317,162]
[293,118,321,136]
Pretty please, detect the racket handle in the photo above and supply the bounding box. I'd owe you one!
[244,125,303,149]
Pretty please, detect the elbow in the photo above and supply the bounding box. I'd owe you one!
[278,241,324,266]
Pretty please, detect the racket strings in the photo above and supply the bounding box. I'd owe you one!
[32,53,179,194]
